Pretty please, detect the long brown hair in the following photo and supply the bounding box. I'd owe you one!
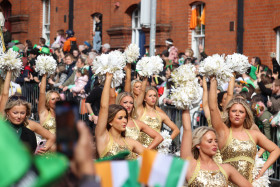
[107,104,128,137]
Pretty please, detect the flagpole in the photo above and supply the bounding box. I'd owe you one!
[149,0,157,56]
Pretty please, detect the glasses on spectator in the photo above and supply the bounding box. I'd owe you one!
[8,95,27,102]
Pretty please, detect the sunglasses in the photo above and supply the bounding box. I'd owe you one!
[8,95,27,102]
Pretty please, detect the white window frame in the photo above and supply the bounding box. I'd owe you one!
[132,8,141,46]
[191,3,205,58]
[277,29,280,63]
[42,0,51,46]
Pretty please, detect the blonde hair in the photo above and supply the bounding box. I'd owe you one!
[131,79,142,97]
[192,126,217,160]
[224,98,254,129]
[185,48,194,57]
[4,98,32,126]
[143,86,159,108]
[116,92,137,118]
[45,90,60,110]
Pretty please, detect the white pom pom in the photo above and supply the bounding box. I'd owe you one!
[170,81,201,110]
[199,54,233,86]
[171,64,197,85]
[91,50,126,87]
[252,156,271,187]
[124,43,140,63]
[157,130,172,154]
[136,56,163,77]
[35,55,57,76]
[226,53,250,74]
[0,48,23,79]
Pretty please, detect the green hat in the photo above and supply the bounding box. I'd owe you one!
[249,66,257,80]
[0,118,69,187]
[241,87,249,92]
[11,40,19,44]
[40,47,50,54]
[12,45,19,52]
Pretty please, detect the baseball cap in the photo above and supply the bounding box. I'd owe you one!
[102,43,110,49]
[0,118,69,187]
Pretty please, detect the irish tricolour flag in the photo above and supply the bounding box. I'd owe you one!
[139,149,189,187]
[95,159,140,187]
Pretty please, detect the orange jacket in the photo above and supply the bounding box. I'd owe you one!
[63,37,77,52]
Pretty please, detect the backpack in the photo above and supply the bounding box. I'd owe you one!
[70,40,78,53]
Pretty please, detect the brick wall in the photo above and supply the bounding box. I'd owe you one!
[4,0,280,67]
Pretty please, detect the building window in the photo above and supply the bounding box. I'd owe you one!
[42,0,50,46]
[132,8,141,46]
[190,3,205,58]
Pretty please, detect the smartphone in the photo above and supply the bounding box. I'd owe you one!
[35,140,46,154]
[56,101,79,158]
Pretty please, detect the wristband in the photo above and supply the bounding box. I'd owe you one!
[89,113,94,116]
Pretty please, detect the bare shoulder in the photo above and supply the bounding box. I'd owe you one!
[156,108,168,119]
[155,106,164,113]
[125,137,136,144]
[220,163,234,175]
[247,129,262,139]
[27,120,40,130]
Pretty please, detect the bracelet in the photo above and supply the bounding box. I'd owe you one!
[89,113,94,116]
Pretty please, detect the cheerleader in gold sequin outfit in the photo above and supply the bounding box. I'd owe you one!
[209,77,280,186]
[38,74,60,134]
[180,109,252,187]
[115,92,163,149]
[135,77,179,147]
[96,73,145,160]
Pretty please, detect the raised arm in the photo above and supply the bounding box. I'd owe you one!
[161,112,180,140]
[109,87,116,105]
[95,73,113,138]
[0,71,12,114]
[225,74,235,108]
[208,77,229,148]
[180,109,194,160]
[124,63,131,92]
[38,74,47,115]
[202,77,210,119]
[135,77,148,110]
[138,120,163,149]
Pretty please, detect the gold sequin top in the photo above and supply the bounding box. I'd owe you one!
[125,119,140,141]
[42,111,56,134]
[221,128,257,186]
[188,159,228,187]
[138,108,162,147]
[207,117,223,164]
[100,132,136,160]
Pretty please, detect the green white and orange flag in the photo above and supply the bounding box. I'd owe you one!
[138,149,189,187]
[95,159,140,187]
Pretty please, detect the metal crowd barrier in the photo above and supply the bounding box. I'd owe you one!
[22,82,40,121]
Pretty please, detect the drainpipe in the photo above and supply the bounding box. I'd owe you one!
[237,0,244,53]
[149,0,157,56]
[69,0,74,30]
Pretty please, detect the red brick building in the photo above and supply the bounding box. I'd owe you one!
[2,0,280,67]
